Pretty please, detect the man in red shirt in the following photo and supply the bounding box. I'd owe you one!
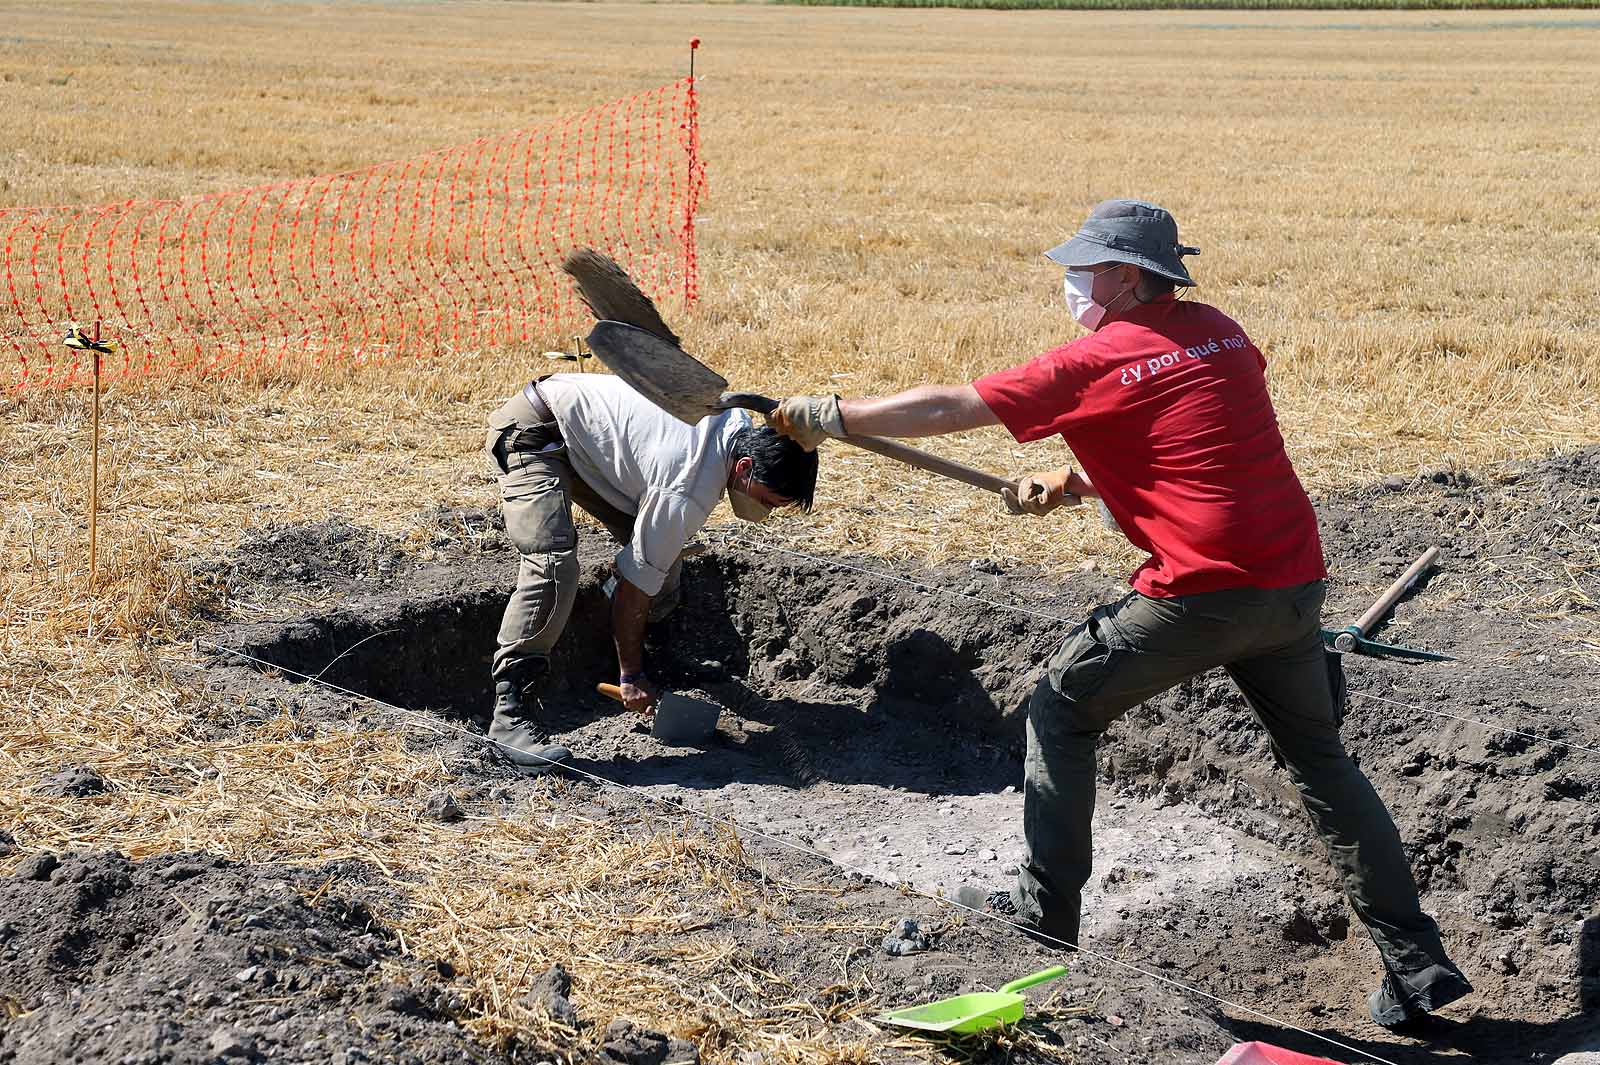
[769,200,1471,1028]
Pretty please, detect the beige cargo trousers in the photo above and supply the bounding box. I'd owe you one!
[486,388,681,684]
[1016,580,1454,985]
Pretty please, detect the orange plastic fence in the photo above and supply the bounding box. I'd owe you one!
[2,77,704,389]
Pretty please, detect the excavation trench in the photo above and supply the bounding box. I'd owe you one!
[199,450,1600,1065]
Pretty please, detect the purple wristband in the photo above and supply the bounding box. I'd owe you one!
[620,672,648,687]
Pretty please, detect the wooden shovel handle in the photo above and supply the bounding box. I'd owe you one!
[1351,546,1441,638]
[596,682,625,704]
[843,433,1079,507]
[717,392,1078,505]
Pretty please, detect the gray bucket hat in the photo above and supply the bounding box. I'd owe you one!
[1045,199,1199,287]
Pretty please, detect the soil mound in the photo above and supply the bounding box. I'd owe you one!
[0,851,490,1065]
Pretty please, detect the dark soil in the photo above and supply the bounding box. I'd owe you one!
[0,851,491,1065]
[7,447,1600,1065]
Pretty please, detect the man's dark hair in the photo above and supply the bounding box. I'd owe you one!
[1136,268,1176,301]
[732,426,818,512]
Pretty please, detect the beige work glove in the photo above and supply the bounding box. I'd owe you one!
[1003,470,1072,516]
[766,395,846,452]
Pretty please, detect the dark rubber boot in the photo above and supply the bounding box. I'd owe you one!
[1369,961,1474,1028]
[488,675,571,770]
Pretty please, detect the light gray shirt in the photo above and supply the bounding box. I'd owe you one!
[537,374,749,596]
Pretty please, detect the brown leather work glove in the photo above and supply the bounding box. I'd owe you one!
[1002,469,1073,516]
[766,395,846,452]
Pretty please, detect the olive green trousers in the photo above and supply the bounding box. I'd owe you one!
[1015,581,1453,980]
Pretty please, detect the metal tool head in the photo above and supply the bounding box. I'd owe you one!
[586,321,729,425]
[650,690,721,746]
[1321,627,1454,662]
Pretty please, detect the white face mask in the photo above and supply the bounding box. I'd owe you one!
[729,488,773,523]
[1062,269,1108,330]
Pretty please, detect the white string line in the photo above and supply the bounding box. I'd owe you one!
[712,531,1597,761]
[197,639,1395,1065]
[1347,691,1600,758]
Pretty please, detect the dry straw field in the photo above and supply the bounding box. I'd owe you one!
[3,2,1599,1062]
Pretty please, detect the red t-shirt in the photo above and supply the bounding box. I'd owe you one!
[973,298,1326,598]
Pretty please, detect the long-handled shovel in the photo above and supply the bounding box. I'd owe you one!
[586,320,1067,502]
[561,248,1078,507]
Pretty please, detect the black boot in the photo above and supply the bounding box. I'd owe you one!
[1369,960,1474,1028]
[488,669,571,770]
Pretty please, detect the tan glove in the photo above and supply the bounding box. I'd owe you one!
[1002,470,1071,517]
[766,395,846,452]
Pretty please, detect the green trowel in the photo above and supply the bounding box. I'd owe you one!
[878,965,1068,1034]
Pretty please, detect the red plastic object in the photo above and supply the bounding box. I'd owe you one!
[1216,1043,1345,1065]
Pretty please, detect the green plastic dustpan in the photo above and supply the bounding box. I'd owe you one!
[878,965,1068,1034]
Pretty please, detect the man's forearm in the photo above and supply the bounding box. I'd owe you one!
[612,576,652,676]
[837,384,1000,439]
[1062,466,1098,499]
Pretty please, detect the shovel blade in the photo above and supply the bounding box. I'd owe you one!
[878,991,1023,1034]
[586,321,728,425]
[650,691,721,746]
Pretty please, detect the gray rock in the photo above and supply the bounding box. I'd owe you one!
[37,765,107,797]
[12,853,58,881]
[880,917,931,956]
[524,963,579,1028]
[208,1027,257,1060]
[598,1019,698,1065]
[422,791,465,824]
[0,830,14,857]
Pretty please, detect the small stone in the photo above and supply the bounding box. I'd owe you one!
[36,765,107,798]
[1107,1013,1125,1027]
[1001,785,1018,794]
[159,862,208,882]
[385,985,424,1015]
[944,843,968,856]
[0,831,14,857]
[880,917,930,956]
[1001,863,1021,876]
[599,1019,693,1065]
[980,849,998,862]
[422,791,465,824]
[525,963,579,1028]
[209,1027,256,1060]
[13,853,58,881]
[1497,952,1519,975]
[235,966,260,983]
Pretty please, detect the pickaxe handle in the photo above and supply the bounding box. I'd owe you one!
[1333,546,1441,653]
[717,392,1080,505]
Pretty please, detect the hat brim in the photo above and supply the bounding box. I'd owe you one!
[1045,236,1195,287]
